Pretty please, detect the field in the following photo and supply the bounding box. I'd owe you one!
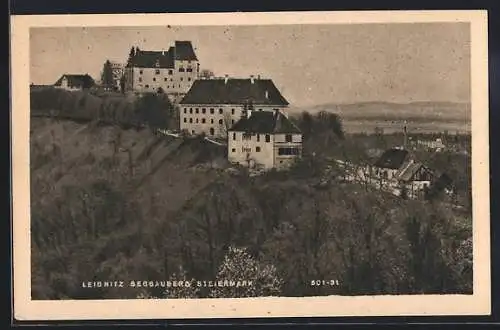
[289,101,471,134]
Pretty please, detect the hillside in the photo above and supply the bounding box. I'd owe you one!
[30,116,473,300]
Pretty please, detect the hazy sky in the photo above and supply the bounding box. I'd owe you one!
[30,23,470,106]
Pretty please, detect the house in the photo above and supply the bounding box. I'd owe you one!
[371,147,412,181]
[178,75,290,138]
[227,108,302,170]
[123,41,199,97]
[54,74,95,91]
[367,147,437,198]
[395,160,434,198]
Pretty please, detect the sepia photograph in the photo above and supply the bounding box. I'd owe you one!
[11,10,490,320]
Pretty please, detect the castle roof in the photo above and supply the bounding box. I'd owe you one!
[179,78,289,106]
[128,41,197,68]
[229,111,301,134]
[54,74,95,89]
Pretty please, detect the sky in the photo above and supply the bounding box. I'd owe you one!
[30,23,471,107]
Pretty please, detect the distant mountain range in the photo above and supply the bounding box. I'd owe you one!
[288,101,471,123]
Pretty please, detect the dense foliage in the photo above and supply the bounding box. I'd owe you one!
[30,111,473,300]
[30,88,178,130]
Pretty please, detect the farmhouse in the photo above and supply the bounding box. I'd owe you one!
[123,41,199,98]
[54,74,95,91]
[227,108,302,170]
[179,75,290,138]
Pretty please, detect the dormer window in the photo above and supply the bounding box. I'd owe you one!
[155,69,160,74]
[155,60,160,68]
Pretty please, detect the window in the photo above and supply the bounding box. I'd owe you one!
[278,147,300,156]
[188,77,191,81]
[202,118,206,123]
[256,146,261,152]
[219,108,223,114]
[180,77,184,81]
[179,84,181,88]
[153,78,156,82]
[257,134,260,142]
[164,78,168,81]
[189,108,193,114]
[138,77,142,82]
[211,119,214,124]
[192,130,195,134]
[183,118,187,123]
[139,70,143,74]
[189,118,193,123]
[265,134,271,142]
[259,108,263,111]
[243,133,252,141]
[179,68,185,72]
[210,128,214,135]
[219,119,223,125]
[187,68,193,72]
[196,118,199,123]
[233,133,236,140]
[183,108,187,113]
[168,70,173,75]
[285,134,292,142]
[232,120,235,124]
[145,84,149,88]
[155,69,160,75]
[231,108,235,115]
[210,108,214,114]
[202,108,206,114]
[232,148,236,152]
[242,147,252,153]
[170,78,173,81]
[195,108,199,114]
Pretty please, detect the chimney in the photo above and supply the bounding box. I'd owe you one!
[224,74,229,84]
[250,75,255,84]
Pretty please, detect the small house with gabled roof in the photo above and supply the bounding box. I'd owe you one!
[54,74,95,91]
[227,108,302,170]
[179,75,290,138]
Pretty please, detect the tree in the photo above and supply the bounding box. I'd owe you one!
[209,246,282,298]
[100,60,114,91]
[162,265,200,298]
[127,47,136,65]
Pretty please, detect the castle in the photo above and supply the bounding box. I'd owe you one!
[123,41,199,100]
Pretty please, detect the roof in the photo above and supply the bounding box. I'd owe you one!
[129,50,174,68]
[174,41,198,61]
[179,78,289,106]
[54,74,95,88]
[373,148,410,169]
[128,41,197,68]
[229,111,301,134]
[396,162,427,182]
